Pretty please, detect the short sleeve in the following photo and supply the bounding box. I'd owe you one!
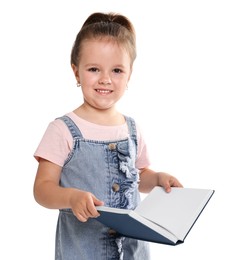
[34,119,73,167]
[135,123,151,169]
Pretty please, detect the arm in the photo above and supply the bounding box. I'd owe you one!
[138,168,183,193]
[33,158,104,222]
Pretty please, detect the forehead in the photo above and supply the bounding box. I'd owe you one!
[80,38,130,61]
[81,37,126,51]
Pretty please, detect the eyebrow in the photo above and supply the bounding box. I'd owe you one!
[85,63,126,68]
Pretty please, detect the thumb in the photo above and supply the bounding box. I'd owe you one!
[92,195,104,206]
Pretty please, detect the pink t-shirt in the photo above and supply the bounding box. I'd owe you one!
[34,112,150,169]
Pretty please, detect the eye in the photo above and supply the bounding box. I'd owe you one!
[113,68,123,74]
[88,67,99,72]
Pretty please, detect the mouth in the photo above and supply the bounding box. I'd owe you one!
[95,89,113,94]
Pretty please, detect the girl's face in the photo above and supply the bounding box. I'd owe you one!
[72,38,132,111]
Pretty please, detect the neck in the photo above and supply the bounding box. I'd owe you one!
[74,104,125,126]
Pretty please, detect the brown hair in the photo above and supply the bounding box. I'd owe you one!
[71,12,136,66]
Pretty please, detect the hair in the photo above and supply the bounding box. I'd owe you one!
[71,12,136,66]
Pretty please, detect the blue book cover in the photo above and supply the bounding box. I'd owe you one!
[96,187,214,245]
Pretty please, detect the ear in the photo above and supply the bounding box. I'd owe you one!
[71,64,80,83]
[127,67,133,82]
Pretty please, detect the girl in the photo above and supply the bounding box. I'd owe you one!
[33,12,183,260]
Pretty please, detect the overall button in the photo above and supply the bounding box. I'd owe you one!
[108,143,116,150]
[108,228,117,237]
[112,183,120,192]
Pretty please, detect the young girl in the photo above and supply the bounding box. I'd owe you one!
[33,12,183,260]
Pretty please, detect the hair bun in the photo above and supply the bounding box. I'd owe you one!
[83,12,134,34]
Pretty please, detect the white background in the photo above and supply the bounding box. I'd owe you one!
[1,0,246,259]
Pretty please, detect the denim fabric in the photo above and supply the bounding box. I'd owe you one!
[55,116,150,260]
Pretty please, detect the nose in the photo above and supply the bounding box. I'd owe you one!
[98,74,111,85]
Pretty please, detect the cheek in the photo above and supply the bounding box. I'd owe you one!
[81,73,98,86]
[112,77,127,87]
[112,74,129,86]
[115,82,128,95]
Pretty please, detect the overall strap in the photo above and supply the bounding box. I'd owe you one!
[125,116,138,150]
[57,115,83,139]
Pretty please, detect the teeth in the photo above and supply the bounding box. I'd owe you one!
[96,89,112,93]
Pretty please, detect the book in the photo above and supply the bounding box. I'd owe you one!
[96,187,214,245]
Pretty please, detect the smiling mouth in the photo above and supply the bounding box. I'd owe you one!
[95,89,113,94]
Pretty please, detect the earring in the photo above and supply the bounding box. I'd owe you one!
[77,82,81,87]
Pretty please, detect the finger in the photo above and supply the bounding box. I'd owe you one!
[77,212,88,222]
[93,196,104,206]
[86,201,101,218]
[170,178,183,188]
[87,195,104,217]
[164,183,171,193]
[164,178,178,192]
[74,206,92,222]
[73,210,89,222]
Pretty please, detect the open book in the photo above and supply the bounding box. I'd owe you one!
[96,187,214,245]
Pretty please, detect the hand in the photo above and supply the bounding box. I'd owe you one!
[157,172,183,193]
[69,190,104,222]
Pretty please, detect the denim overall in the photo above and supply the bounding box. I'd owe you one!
[55,116,150,260]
